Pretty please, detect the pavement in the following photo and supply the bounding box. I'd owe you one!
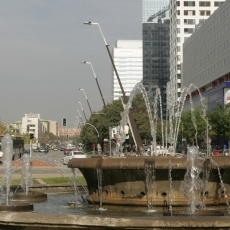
[0,158,82,181]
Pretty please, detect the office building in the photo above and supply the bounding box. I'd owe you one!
[112,40,143,100]
[170,0,225,103]
[142,0,170,118]
[183,0,230,111]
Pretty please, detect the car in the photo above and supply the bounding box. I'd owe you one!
[33,147,40,152]
[24,149,30,154]
[63,151,87,165]
[53,147,58,151]
[40,148,46,153]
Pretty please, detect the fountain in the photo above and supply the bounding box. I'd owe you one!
[1,83,230,229]
[12,153,47,203]
[0,134,33,211]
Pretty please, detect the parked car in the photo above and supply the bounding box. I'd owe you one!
[24,149,30,154]
[40,148,46,153]
[63,151,87,165]
[33,147,40,152]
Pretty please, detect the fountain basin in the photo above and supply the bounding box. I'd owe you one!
[68,156,230,206]
[0,203,33,212]
[12,191,47,202]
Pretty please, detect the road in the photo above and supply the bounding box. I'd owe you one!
[0,149,83,180]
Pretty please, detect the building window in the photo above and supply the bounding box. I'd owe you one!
[177,19,180,24]
[176,1,180,6]
[177,37,181,43]
[184,28,195,34]
[177,10,180,15]
[177,28,180,33]
[184,1,195,6]
[177,74,181,79]
[184,10,195,15]
[177,55,181,61]
[199,1,210,6]
[177,46,181,52]
[214,1,224,7]
[200,10,211,15]
[177,64,181,70]
[184,19,196,24]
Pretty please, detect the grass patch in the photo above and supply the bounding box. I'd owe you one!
[2,177,86,185]
[40,176,86,185]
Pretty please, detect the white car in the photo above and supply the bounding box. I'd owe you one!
[63,151,87,165]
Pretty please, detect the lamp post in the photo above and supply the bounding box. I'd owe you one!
[76,110,83,123]
[77,101,87,121]
[83,21,143,150]
[81,61,106,107]
[78,88,92,115]
[75,116,81,128]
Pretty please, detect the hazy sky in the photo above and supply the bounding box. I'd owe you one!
[0,0,142,126]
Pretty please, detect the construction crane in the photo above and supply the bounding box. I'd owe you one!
[147,5,170,23]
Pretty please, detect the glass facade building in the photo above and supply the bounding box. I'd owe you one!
[142,0,170,119]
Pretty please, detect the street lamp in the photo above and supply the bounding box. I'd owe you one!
[83,21,143,150]
[83,22,126,101]
[76,110,83,123]
[81,61,106,107]
[77,101,87,121]
[78,88,92,115]
[75,116,81,128]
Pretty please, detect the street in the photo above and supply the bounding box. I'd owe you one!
[0,150,83,180]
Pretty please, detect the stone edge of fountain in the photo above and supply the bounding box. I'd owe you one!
[0,212,230,229]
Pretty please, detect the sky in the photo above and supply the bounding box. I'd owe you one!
[0,0,142,126]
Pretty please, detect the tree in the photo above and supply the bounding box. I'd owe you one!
[208,103,230,151]
[178,109,207,147]
[80,99,123,150]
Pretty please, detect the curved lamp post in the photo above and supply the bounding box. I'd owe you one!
[76,110,83,123]
[83,21,143,150]
[78,88,92,115]
[81,61,106,107]
[77,101,87,121]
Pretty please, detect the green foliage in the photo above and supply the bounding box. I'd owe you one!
[80,99,123,147]
[178,109,207,145]
[208,104,230,145]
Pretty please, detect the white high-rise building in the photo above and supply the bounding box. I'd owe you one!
[170,0,225,102]
[112,40,143,100]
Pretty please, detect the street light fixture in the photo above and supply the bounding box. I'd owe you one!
[77,101,87,121]
[81,61,106,107]
[78,88,92,115]
[83,21,143,150]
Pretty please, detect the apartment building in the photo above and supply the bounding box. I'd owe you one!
[170,0,225,102]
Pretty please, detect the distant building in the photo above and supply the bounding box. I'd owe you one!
[142,0,170,119]
[112,40,143,100]
[21,113,43,142]
[183,0,230,111]
[10,121,22,134]
[40,119,50,133]
[48,120,59,137]
[60,128,81,137]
